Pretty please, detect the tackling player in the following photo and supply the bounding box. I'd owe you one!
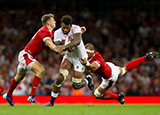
[43,15,94,106]
[80,43,159,104]
[3,13,60,106]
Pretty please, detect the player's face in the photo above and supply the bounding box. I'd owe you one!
[87,52,92,58]
[61,23,71,34]
[86,50,94,59]
[48,17,56,29]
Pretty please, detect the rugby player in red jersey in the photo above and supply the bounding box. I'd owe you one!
[80,43,159,104]
[3,13,59,106]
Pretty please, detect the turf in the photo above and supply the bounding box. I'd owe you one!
[0,104,160,115]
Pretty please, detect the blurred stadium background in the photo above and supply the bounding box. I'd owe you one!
[0,0,160,97]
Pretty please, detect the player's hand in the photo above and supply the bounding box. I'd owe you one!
[81,26,86,33]
[59,51,66,55]
[55,45,66,54]
[53,46,58,54]
[79,58,87,65]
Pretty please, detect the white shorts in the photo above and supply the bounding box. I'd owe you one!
[62,54,85,72]
[17,50,36,73]
[100,62,120,89]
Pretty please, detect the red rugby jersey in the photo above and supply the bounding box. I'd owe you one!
[89,51,112,79]
[24,26,54,58]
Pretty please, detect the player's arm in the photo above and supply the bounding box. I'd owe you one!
[86,61,100,71]
[54,41,64,45]
[43,37,57,51]
[80,58,100,71]
[63,33,81,50]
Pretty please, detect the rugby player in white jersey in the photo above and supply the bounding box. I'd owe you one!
[44,15,94,106]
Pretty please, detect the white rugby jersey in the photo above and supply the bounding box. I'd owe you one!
[54,24,88,59]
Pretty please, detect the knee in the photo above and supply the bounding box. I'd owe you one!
[72,77,83,90]
[37,68,45,78]
[59,69,69,80]
[72,83,81,90]
[15,77,22,82]
[54,74,66,87]
[54,69,69,87]
[15,68,27,82]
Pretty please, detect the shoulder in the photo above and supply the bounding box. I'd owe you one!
[54,28,63,41]
[40,26,48,31]
[36,26,51,38]
[54,28,62,35]
[39,26,50,34]
[93,51,103,61]
[95,51,102,58]
[72,24,81,29]
[71,24,81,33]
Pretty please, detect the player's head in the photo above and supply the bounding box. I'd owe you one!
[61,15,72,34]
[85,43,95,58]
[41,13,56,29]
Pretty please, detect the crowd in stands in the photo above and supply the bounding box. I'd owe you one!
[0,1,160,96]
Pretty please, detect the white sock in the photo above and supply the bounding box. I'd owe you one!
[51,91,59,98]
[84,79,88,84]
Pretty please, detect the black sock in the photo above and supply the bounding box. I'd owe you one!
[31,95,35,98]
[50,96,56,105]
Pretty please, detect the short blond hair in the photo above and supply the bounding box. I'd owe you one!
[85,43,94,50]
[41,13,54,25]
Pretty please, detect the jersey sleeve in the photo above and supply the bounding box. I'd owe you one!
[54,30,62,42]
[93,56,103,67]
[72,25,82,34]
[40,30,51,40]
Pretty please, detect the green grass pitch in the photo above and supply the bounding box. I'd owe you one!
[0,104,160,115]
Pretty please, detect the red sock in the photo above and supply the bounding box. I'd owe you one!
[102,92,119,100]
[30,76,41,96]
[7,78,19,97]
[125,56,146,71]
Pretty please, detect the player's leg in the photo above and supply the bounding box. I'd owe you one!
[121,51,159,74]
[72,71,94,90]
[94,79,118,99]
[118,51,159,77]
[27,61,45,103]
[94,79,125,104]
[44,58,72,106]
[72,58,94,90]
[3,50,28,106]
[72,71,85,89]
[3,65,27,106]
[94,62,125,104]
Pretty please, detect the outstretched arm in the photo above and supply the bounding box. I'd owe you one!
[44,38,65,55]
[80,58,100,71]
[43,38,56,51]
